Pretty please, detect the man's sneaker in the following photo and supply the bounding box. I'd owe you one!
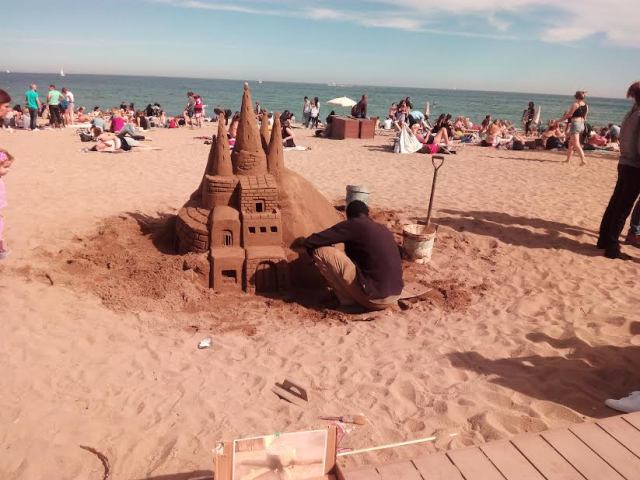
[605,391,640,413]
[625,231,640,248]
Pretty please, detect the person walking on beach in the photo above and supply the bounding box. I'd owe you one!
[562,91,588,165]
[304,200,403,311]
[0,89,14,260]
[302,96,311,128]
[24,84,41,131]
[46,85,63,128]
[61,87,75,125]
[597,81,640,260]
[522,101,535,135]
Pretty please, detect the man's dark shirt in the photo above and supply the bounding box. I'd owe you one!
[351,99,368,119]
[304,216,404,299]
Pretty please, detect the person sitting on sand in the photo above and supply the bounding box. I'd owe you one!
[75,107,90,123]
[541,120,565,149]
[109,109,126,133]
[304,200,403,311]
[411,123,454,154]
[282,119,310,150]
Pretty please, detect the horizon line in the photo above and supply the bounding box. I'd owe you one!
[1,70,625,101]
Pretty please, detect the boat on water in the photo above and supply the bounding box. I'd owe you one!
[60,67,65,77]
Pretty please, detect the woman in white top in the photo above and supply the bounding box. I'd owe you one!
[309,97,320,128]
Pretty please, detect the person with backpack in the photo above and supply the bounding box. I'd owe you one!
[46,85,63,128]
[61,87,75,126]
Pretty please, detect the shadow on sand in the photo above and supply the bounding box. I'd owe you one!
[438,209,603,257]
[448,332,640,417]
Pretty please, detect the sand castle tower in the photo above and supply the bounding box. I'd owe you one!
[176,83,339,294]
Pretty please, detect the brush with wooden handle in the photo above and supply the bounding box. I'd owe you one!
[318,414,367,425]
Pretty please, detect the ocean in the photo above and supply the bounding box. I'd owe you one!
[1,72,631,127]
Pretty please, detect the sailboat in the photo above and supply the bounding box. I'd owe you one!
[60,67,65,77]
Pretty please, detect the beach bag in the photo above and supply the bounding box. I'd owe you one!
[398,125,422,154]
[512,139,524,150]
[59,99,69,110]
[169,118,177,128]
[79,132,94,142]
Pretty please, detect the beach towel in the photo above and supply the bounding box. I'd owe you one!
[396,125,423,154]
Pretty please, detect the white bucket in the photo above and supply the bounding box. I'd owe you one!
[346,185,370,205]
[403,224,436,263]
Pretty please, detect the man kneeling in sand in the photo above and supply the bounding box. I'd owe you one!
[304,200,403,311]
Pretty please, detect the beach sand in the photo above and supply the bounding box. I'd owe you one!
[1,125,639,479]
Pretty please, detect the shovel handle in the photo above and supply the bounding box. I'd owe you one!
[432,155,445,170]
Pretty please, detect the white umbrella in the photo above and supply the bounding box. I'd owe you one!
[327,96,357,108]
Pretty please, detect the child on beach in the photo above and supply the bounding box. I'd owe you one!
[0,150,14,259]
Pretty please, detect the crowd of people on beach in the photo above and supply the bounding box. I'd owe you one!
[382,91,621,164]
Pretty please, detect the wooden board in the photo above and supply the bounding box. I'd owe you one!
[511,434,584,480]
[542,428,625,480]
[325,426,338,474]
[622,411,640,430]
[376,460,422,480]
[597,416,640,457]
[481,440,545,480]
[570,422,640,479]
[412,452,465,480]
[447,447,505,480]
[335,464,381,480]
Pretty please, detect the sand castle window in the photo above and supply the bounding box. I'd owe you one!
[270,226,278,233]
[260,226,267,233]
[255,200,265,212]
[249,227,256,234]
[223,230,233,246]
[222,270,237,284]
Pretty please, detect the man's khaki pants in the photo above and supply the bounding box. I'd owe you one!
[312,247,399,311]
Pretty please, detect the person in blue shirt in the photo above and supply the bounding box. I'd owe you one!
[24,84,41,131]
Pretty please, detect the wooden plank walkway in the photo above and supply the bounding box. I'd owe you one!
[336,412,640,480]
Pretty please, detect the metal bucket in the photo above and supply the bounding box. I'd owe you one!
[403,224,436,263]
[346,185,370,205]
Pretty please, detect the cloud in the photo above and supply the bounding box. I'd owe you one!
[377,0,640,47]
[148,0,640,47]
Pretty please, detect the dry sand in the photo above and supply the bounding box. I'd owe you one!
[1,125,639,479]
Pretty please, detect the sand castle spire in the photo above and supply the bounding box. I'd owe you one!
[204,133,218,176]
[232,82,267,175]
[215,113,233,177]
[260,111,270,153]
[267,113,284,178]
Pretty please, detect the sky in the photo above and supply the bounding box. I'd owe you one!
[2,0,639,97]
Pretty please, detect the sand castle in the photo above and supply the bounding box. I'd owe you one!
[176,83,340,293]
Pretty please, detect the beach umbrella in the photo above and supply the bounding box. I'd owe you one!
[327,96,357,108]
